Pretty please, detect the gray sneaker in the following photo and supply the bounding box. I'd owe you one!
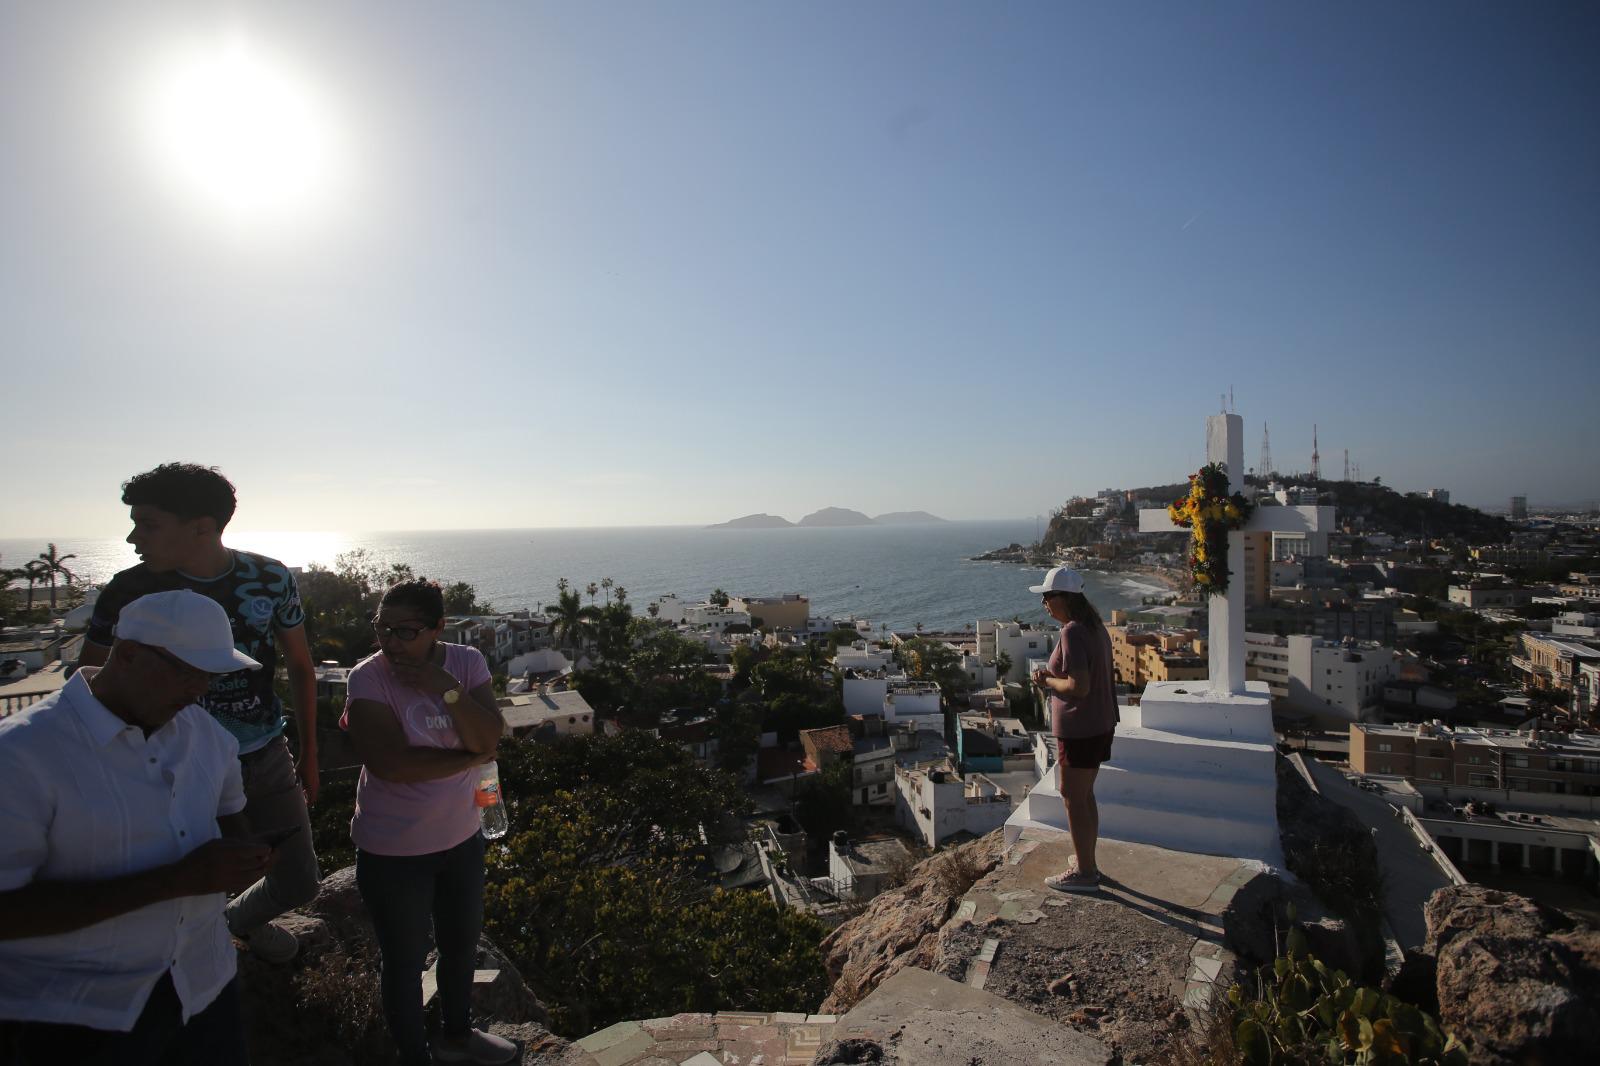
[235,920,299,964]
[432,1028,519,1065]
[1044,869,1103,894]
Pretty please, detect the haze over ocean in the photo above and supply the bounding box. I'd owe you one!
[1,522,1167,634]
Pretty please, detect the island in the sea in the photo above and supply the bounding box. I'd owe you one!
[706,513,796,529]
[706,507,947,529]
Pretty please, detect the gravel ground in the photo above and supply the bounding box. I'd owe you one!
[937,899,1200,1065]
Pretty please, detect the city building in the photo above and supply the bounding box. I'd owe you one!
[1241,530,1271,607]
[850,739,898,806]
[1510,496,1529,520]
[731,594,810,631]
[1244,632,1399,720]
[799,724,854,771]
[824,834,914,902]
[1512,633,1600,696]
[1448,584,1528,610]
[1107,625,1206,688]
[1351,721,1600,797]
[1470,545,1549,567]
[895,764,1011,846]
[498,689,598,739]
[975,620,1058,683]
[833,640,894,672]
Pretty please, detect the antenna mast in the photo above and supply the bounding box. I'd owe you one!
[1310,424,1321,481]
[1343,448,1350,481]
[1259,423,1273,483]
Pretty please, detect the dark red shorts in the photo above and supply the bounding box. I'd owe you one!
[1056,731,1115,770]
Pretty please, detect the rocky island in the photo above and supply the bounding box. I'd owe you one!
[708,507,947,529]
[706,513,796,529]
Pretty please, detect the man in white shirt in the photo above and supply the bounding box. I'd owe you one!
[0,590,277,1066]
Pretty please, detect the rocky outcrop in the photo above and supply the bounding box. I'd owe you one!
[1273,755,1384,978]
[239,866,578,1066]
[1424,884,1600,1066]
[819,835,1004,1014]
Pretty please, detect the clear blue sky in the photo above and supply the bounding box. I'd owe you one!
[3,1,1597,537]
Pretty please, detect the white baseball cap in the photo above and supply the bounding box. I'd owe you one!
[116,590,262,674]
[1029,566,1086,596]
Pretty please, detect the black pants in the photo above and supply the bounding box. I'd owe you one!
[0,973,247,1066]
[356,832,486,1066]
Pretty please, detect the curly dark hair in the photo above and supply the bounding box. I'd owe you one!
[121,463,238,529]
[379,579,445,628]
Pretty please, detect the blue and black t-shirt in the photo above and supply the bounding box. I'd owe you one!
[86,550,306,754]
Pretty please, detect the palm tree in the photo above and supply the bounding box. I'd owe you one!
[585,581,599,604]
[600,577,614,605]
[23,560,48,610]
[995,651,1013,682]
[709,588,729,607]
[34,544,78,610]
[552,582,600,655]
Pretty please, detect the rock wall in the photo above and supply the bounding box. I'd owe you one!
[1424,884,1600,1066]
[819,835,1004,1015]
[239,866,581,1066]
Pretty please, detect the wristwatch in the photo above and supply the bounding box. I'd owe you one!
[443,686,462,705]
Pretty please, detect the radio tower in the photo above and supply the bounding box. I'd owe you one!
[1258,423,1273,482]
[1310,425,1321,481]
[1343,448,1350,481]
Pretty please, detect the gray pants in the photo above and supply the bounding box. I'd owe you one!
[225,735,322,934]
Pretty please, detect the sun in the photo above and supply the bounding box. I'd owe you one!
[140,33,341,226]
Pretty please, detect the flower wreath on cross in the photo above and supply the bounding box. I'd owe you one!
[1166,462,1255,597]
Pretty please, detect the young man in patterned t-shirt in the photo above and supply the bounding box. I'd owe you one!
[80,464,321,962]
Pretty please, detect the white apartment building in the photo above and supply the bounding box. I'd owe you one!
[497,690,597,738]
[1267,503,1335,560]
[883,681,942,724]
[834,641,894,672]
[682,604,752,631]
[895,766,1011,847]
[650,594,687,624]
[842,672,903,716]
[1244,632,1399,720]
[976,620,1058,683]
[840,674,942,722]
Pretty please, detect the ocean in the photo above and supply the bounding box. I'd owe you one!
[2,522,1171,632]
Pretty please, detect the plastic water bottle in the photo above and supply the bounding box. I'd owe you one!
[475,760,508,840]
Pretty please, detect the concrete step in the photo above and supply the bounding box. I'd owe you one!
[1124,681,1276,743]
[1091,762,1276,813]
[1106,726,1276,778]
[1015,778,1282,863]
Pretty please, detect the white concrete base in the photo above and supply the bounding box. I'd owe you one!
[1004,680,1283,866]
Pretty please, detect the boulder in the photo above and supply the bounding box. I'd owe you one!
[818,835,1003,1014]
[1425,884,1600,1065]
[238,864,566,1066]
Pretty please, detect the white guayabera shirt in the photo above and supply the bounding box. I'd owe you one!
[0,670,245,1031]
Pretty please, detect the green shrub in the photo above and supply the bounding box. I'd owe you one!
[1221,927,1466,1065]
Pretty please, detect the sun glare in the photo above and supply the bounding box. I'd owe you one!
[141,33,341,226]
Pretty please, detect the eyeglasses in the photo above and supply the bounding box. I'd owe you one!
[141,643,215,683]
[373,620,428,641]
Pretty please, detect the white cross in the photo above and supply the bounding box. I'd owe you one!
[1138,413,1324,697]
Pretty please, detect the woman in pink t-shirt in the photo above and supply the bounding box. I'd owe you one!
[1029,566,1118,894]
[343,580,515,1066]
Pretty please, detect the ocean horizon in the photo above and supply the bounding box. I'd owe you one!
[2,521,1170,633]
